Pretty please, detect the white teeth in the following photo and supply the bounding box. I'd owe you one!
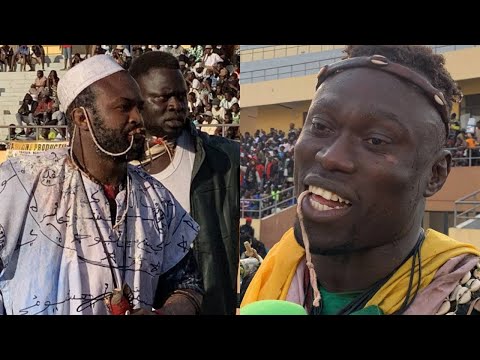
[309,198,344,212]
[308,185,350,204]
[308,185,321,196]
[309,198,336,211]
[323,191,333,200]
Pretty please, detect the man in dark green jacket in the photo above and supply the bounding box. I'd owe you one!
[129,51,239,315]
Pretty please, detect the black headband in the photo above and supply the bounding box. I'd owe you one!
[315,55,461,138]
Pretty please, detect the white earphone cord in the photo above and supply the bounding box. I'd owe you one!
[68,108,132,231]
[80,106,134,157]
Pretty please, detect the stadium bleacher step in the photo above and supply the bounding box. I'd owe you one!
[0,54,69,138]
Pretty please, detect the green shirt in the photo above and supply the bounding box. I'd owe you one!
[315,287,383,315]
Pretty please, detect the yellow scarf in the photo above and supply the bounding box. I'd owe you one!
[241,228,480,314]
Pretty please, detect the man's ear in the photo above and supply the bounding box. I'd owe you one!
[424,149,452,198]
[71,107,88,131]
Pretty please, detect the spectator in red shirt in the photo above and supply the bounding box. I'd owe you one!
[256,162,265,188]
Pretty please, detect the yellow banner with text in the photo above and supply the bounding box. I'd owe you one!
[4,141,69,161]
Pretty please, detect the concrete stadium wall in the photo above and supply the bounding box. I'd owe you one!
[259,206,296,249]
[449,228,480,248]
[427,167,480,212]
[241,47,480,109]
[240,102,310,134]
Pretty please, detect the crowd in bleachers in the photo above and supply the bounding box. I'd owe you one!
[2,45,240,142]
[91,45,240,140]
[240,124,300,218]
[447,113,480,166]
[0,45,46,72]
[240,115,480,218]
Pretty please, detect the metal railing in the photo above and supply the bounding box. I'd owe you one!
[0,125,68,144]
[243,182,480,223]
[241,45,479,84]
[241,53,344,84]
[194,123,240,138]
[447,146,480,167]
[454,189,480,227]
[0,124,239,144]
[431,45,478,54]
[241,186,296,219]
[239,146,480,222]
[240,45,345,63]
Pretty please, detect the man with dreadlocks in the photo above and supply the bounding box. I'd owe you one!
[241,45,480,315]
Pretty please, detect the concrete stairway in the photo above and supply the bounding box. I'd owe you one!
[0,55,67,139]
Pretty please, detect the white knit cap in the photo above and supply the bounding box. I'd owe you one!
[57,55,124,112]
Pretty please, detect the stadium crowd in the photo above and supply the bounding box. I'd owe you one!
[240,123,300,219]
[240,116,480,219]
[2,45,240,142]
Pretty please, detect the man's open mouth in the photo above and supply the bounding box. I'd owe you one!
[128,128,146,139]
[299,183,353,222]
[307,185,352,212]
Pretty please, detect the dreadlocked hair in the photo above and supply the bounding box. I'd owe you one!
[335,45,462,116]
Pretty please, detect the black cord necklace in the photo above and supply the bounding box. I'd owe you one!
[310,229,426,315]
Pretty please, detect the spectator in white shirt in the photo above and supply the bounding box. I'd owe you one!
[220,91,238,110]
[188,92,202,114]
[159,45,171,53]
[211,98,226,122]
[170,45,185,58]
[184,71,197,90]
[194,63,206,80]
[467,115,477,135]
[190,76,202,99]
[202,45,223,68]
[201,111,219,136]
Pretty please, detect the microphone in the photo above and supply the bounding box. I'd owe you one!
[240,300,307,315]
